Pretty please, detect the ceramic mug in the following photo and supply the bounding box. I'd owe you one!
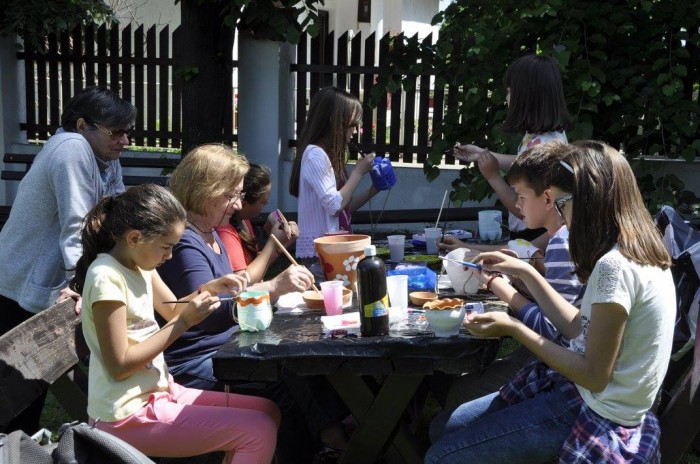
[235,290,273,332]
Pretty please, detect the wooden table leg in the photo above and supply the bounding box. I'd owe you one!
[327,372,425,464]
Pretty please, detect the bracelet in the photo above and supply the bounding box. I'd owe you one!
[197,284,204,295]
[486,273,503,293]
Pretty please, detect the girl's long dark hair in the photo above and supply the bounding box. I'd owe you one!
[289,87,362,197]
[70,184,186,293]
[230,164,271,262]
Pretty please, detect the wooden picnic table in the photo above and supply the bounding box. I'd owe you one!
[212,292,503,464]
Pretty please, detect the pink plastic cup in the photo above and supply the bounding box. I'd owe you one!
[320,280,344,316]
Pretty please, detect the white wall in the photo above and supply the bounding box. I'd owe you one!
[112,0,180,27]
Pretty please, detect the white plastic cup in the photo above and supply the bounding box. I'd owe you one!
[478,210,503,242]
[387,235,406,261]
[386,275,409,309]
[424,227,442,254]
[320,280,344,316]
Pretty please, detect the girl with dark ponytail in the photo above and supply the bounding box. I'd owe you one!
[72,183,279,462]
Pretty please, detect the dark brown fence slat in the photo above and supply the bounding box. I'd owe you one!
[444,84,459,165]
[337,31,348,90]
[322,30,334,88]
[388,36,404,161]
[375,33,391,158]
[402,74,417,164]
[159,26,170,148]
[48,34,60,128]
[432,79,446,166]
[59,30,72,118]
[146,26,157,146]
[309,33,321,98]
[171,25,182,149]
[121,25,132,104]
[72,26,83,95]
[349,32,361,103]
[296,32,308,141]
[417,34,432,164]
[85,24,95,87]
[22,40,36,139]
[360,32,375,157]
[36,43,48,139]
[134,25,145,146]
[222,39,234,146]
[97,24,108,86]
[109,25,120,92]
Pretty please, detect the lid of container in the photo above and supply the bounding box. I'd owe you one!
[364,245,376,256]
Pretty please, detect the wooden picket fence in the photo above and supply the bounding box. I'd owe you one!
[294,29,461,166]
[15,23,460,167]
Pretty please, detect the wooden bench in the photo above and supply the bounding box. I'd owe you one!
[0,298,88,427]
[1,152,178,187]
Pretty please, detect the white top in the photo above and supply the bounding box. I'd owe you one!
[81,253,169,422]
[569,247,676,425]
[296,144,345,258]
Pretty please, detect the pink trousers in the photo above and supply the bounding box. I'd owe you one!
[94,380,280,464]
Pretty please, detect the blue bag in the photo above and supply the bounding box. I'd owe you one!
[387,266,437,292]
[369,157,396,191]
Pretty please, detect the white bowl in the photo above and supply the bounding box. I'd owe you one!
[425,305,466,337]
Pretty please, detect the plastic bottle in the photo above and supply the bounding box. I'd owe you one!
[357,245,389,336]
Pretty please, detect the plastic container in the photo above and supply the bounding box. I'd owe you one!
[357,245,390,336]
[387,266,437,292]
[369,156,396,191]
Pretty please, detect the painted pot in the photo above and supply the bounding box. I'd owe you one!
[235,290,273,332]
[314,234,371,288]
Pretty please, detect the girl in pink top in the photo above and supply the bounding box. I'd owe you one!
[289,87,378,261]
[216,164,313,300]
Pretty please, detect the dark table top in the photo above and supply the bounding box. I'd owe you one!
[212,306,502,382]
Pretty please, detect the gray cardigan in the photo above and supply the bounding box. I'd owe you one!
[0,132,125,313]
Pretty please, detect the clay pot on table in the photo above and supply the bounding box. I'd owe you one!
[314,234,371,289]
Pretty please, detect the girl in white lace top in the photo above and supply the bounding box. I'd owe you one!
[289,87,378,259]
[428,141,674,463]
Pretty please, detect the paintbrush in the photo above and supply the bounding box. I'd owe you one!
[438,256,483,271]
[268,234,321,295]
[163,297,237,304]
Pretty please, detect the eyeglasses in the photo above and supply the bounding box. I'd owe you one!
[88,120,134,140]
[225,191,246,203]
[554,194,573,219]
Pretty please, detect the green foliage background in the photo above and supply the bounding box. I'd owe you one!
[373,0,700,212]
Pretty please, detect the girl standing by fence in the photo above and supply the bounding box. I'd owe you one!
[427,141,675,463]
[289,87,378,267]
[452,54,569,245]
[71,184,279,463]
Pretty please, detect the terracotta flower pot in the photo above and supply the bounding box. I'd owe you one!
[314,234,371,288]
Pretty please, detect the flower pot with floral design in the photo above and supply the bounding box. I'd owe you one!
[314,234,372,290]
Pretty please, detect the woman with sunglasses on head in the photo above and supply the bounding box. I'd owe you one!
[289,87,379,271]
[0,86,135,434]
[427,141,675,463]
